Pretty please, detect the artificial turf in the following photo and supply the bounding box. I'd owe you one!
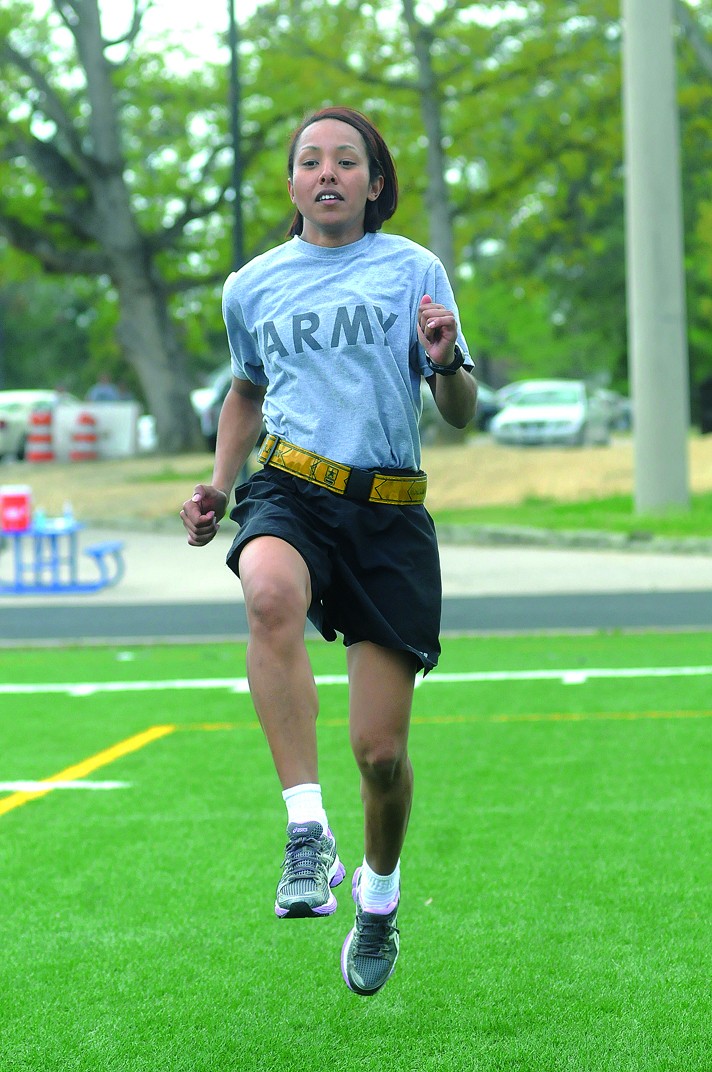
[0,633,709,1071]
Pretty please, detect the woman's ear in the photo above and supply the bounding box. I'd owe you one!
[368,175,385,201]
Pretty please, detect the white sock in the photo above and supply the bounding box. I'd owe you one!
[359,857,400,913]
[282,783,329,833]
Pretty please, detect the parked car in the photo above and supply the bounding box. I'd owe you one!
[190,364,267,454]
[474,383,502,431]
[190,365,234,451]
[420,377,500,443]
[489,379,611,447]
[0,389,79,460]
[494,379,541,408]
[592,388,632,432]
[195,363,495,450]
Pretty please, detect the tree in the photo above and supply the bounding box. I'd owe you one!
[257,0,631,383]
[676,0,712,420]
[0,242,89,390]
[2,0,710,441]
[0,0,231,450]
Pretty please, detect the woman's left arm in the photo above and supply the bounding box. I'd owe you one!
[427,365,478,428]
[417,295,477,429]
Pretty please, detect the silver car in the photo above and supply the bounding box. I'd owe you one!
[490,380,611,447]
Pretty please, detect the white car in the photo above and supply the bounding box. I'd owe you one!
[190,364,233,450]
[490,379,611,447]
[0,389,78,460]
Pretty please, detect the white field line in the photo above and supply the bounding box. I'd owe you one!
[0,724,175,818]
[0,780,129,791]
[0,666,711,697]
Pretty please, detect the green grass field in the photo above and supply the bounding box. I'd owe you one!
[133,459,712,539]
[1,633,710,1071]
[431,490,712,540]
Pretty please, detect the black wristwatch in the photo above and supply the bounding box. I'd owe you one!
[425,344,465,376]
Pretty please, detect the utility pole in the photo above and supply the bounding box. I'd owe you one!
[621,0,690,512]
[227,0,244,270]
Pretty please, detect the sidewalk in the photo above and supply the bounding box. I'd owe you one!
[2,524,711,608]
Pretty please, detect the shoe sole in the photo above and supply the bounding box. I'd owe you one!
[275,856,346,919]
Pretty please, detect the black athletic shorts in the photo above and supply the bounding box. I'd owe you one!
[226,467,441,673]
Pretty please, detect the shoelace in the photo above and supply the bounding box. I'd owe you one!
[355,912,397,957]
[282,836,324,880]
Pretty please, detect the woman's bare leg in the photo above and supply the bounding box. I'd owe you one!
[238,536,318,789]
[346,641,418,874]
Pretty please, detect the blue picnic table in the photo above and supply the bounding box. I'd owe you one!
[0,518,125,595]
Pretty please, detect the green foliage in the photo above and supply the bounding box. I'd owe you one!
[0,245,90,392]
[0,242,143,396]
[457,0,629,386]
[679,36,712,406]
[0,0,711,399]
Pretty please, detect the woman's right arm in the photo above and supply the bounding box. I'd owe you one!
[181,376,266,546]
[212,377,266,497]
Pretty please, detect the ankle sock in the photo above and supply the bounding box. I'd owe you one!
[359,857,400,913]
[282,783,329,833]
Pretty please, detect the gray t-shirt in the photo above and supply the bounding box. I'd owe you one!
[222,231,471,471]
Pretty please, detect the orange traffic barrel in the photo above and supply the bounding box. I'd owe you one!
[69,411,99,462]
[26,408,55,463]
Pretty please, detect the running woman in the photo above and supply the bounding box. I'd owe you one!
[181,106,476,996]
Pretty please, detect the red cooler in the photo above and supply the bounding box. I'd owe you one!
[0,484,33,531]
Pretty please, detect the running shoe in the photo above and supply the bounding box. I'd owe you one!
[341,867,400,996]
[274,821,345,918]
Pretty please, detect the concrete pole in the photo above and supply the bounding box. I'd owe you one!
[621,0,690,512]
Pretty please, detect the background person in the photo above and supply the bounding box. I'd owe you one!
[86,373,121,402]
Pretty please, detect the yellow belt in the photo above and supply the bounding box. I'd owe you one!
[257,434,427,506]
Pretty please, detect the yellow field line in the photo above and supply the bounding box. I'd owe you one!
[185,709,712,732]
[484,710,712,724]
[3,708,709,820]
[0,724,176,819]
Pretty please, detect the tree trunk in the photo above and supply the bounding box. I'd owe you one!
[115,272,202,454]
[401,0,467,443]
[401,0,457,282]
[68,0,202,451]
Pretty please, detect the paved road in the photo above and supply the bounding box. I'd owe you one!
[2,527,711,644]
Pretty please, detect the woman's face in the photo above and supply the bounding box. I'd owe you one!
[288,118,384,247]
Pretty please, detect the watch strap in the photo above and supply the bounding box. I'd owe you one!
[426,344,465,376]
